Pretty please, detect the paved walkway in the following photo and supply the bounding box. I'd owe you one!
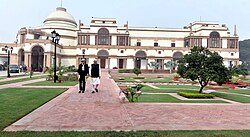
[4,71,250,131]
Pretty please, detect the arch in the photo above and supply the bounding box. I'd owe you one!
[31,45,44,72]
[210,31,220,48]
[173,52,183,61]
[97,50,109,69]
[18,49,25,66]
[98,28,109,45]
[135,50,147,59]
[97,50,109,58]
[135,50,147,69]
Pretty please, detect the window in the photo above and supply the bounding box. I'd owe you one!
[20,34,26,44]
[137,42,141,46]
[210,32,220,48]
[184,39,189,47]
[78,35,90,45]
[158,51,161,54]
[120,50,124,53]
[231,53,234,56]
[228,39,236,49]
[154,42,159,47]
[117,36,129,46]
[34,34,40,39]
[98,28,109,45]
[171,43,175,47]
[194,38,202,47]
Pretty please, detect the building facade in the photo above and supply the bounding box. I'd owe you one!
[0,7,239,71]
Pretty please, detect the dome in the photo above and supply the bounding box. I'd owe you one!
[43,7,77,28]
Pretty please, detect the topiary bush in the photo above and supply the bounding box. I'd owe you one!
[133,68,142,76]
[177,92,215,99]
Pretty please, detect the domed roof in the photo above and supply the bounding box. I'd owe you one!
[43,7,77,28]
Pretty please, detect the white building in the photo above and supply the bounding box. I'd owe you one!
[0,7,239,71]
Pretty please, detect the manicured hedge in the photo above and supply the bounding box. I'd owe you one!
[133,76,145,79]
[177,92,215,99]
[118,69,132,73]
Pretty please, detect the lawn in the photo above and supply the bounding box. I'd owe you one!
[141,77,173,83]
[114,76,136,82]
[24,81,78,86]
[141,85,199,93]
[0,76,46,85]
[212,92,250,103]
[0,88,67,130]
[223,90,250,95]
[155,84,200,89]
[138,94,227,103]
[1,130,250,137]
[114,76,173,83]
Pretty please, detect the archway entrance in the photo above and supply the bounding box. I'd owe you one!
[31,46,44,72]
[135,51,147,69]
[173,52,183,70]
[18,49,25,65]
[97,50,109,68]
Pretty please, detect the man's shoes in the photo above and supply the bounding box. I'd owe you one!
[95,88,98,93]
[92,91,95,94]
[78,91,82,93]
[82,91,85,93]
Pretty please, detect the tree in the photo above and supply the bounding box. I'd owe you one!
[177,46,231,93]
[133,68,141,76]
[147,61,159,73]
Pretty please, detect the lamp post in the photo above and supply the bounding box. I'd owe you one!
[51,30,60,83]
[4,46,13,78]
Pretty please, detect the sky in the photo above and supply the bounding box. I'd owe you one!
[0,0,250,43]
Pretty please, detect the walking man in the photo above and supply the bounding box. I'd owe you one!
[77,58,89,93]
[90,59,101,93]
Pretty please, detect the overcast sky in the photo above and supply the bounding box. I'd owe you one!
[0,0,250,43]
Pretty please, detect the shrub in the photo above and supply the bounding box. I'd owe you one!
[173,73,180,78]
[113,67,118,69]
[177,92,215,99]
[133,68,142,76]
[118,69,132,73]
[133,76,145,79]
[127,84,143,102]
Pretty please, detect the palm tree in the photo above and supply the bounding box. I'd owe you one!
[147,61,160,73]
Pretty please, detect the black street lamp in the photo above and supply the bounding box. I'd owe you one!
[51,30,60,83]
[4,46,13,78]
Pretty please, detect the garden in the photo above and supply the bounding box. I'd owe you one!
[112,47,250,104]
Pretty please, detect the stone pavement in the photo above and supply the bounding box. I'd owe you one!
[4,71,250,131]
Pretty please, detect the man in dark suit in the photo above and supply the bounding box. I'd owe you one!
[77,59,89,93]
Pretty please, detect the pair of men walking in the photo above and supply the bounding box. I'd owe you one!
[77,59,101,93]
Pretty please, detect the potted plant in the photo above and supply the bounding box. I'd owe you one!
[57,62,64,83]
[173,73,180,81]
[29,71,34,78]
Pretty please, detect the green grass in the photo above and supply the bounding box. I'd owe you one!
[114,76,136,82]
[0,76,46,85]
[155,84,200,89]
[223,90,250,95]
[0,88,67,130]
[138,94,227,103]
[1,130,250,137]
[212,92,250,103]
[24,81,78,86]
[141,85,199,93]
[141,77,173,83]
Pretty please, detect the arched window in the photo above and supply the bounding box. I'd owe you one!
[210,32,220,48]
[98,28,109,45]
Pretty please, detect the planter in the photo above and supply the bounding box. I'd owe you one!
[58,80,62,83]
[174,77,179,81]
